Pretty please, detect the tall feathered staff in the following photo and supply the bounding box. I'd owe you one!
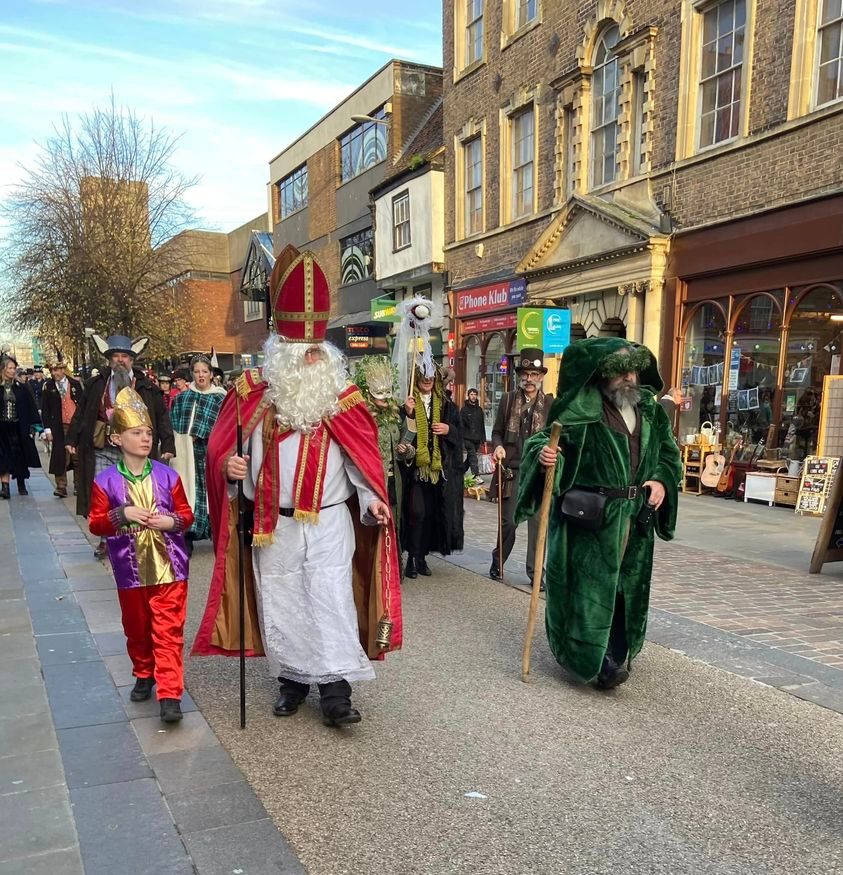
[392,296,434,401]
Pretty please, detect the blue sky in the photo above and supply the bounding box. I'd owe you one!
[0,0,443,231]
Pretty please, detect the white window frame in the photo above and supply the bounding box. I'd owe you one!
[466,0,484,67]
[516,0,539,29]
[590,25,621,188]
[815,0,843,108]
[392,190,411,251]
[463,136,484,237]
[243,299,263,323]
[510,107,535,220]
[630,70,647,176]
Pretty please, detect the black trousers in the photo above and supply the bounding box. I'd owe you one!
[491,468,541,578]
[606,592,629,665]
[463,440,480,475]
[407,479,437,560]
[279,677,352,704]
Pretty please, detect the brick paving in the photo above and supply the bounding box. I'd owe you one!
[461,490,843,670]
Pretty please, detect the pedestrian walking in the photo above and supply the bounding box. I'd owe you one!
[27,368,46,415]
[489,348,553,583]
[41,360,83,498]
[400,363,464,578]
[87,387,194,723]
[516,338,682,689]
[460,387,485,481]
[193,245,401,727]
[158,374,173,410]
[66,334,175,559]
[0,355,41,498]
[168,354,226,554]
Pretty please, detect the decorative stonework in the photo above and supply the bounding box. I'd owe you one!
[577,0,633,65]
[618,280,649,296]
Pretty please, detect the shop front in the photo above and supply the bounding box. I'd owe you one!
[455,276,526,434]
[672,193,843,491]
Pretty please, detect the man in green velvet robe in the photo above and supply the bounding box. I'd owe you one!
[515,337,683,689]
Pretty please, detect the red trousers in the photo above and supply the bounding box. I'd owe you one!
[118,581,187,700]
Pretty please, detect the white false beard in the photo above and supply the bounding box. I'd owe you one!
[262,336,348,434]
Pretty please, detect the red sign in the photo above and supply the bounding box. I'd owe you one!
[456,278,526,316]
[346,326,370,349]
[461,313,517,334]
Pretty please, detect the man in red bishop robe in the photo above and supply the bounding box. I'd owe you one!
[192,246,402,726]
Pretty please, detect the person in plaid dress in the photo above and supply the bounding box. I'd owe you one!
[169,354,226,553]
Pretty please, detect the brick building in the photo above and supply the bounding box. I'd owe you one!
[268,59,443,360]
[443,0,843,450]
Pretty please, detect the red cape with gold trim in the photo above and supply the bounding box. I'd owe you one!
[191,369,403,659]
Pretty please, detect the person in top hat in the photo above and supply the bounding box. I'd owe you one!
[88,387,194,723]
[0,355,41,499]
[41,360,84,498]
[193,245,402,728]
[489,347,554,583]
[66,334,175,559]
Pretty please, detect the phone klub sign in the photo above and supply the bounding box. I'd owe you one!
[456,278,526,317]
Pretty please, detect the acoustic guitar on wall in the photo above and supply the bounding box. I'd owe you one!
[700,449,726,488]
[716,438,744,494]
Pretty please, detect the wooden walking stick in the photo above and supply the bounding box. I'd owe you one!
[496,458,505,583]
[521,421,563,683]
[235,394,247,729]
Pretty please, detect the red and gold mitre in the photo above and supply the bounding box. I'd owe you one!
[269,244,331,343]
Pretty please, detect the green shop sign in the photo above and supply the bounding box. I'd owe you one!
[516,307,572,354]
[370,296,400,322]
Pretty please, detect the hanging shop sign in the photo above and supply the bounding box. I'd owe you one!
[516,307,572,354]
[461,313,517,335]
[456,277,526,316]
[370,296,401,322]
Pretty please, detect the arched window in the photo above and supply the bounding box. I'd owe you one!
[482,334,506,431]
[679,302,727,440]
[591,25,621,187]
[599,316,626,338]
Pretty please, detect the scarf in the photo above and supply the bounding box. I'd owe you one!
[413,385,442,483]
[505,388,548,442]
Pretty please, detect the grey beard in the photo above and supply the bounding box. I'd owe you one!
[602,384,641,409]
[111,365,132,391]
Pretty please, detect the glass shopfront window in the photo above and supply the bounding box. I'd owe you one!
[465,336,482,400]
[483,334,506,432]
[679,302,727,441]
[780,285,843,459]
[729,294,781,443]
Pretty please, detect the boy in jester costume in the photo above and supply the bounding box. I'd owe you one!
[516,338,682,689]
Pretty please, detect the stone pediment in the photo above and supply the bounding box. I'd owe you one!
[517,195,663,275]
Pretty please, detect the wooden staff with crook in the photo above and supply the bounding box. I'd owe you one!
[235,394,247,728]
[521,421,562,683]
[496,455,504,583]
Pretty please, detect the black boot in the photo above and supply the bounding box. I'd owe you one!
[319,679,361,727]
[0,482,9,500]
[596,656,630,690]
[184,534,195,558]
[130,676,155,702]
[405,556,418,579]
[273,678,309,716]
[416,557,432,576]
[159,698,183,723]
[489,563,502,581]
[16,478,27,496]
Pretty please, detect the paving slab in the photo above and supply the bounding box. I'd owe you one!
[27,600,88,636]
[0,601,31,634]
[167,779,269,834]
[0,748,65,796]
[0,656,41,691]
[94,630,128,655]
[68,573,117,592]
[57,722,152,789]
[148,745,243,794]
[36,631,100,666]
[0,785,77,863]
[70,778,193,875]
[0,631,37,661]
[77,598,124,633]
[0,846,84,875]
[42,661,126,729]
[20,576,72,596]
[118,685,198,719]
[183,818,307,875]
[103,652,135,687]
[131,710,220,756]
[0,713,58,757]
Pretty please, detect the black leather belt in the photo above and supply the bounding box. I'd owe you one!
[593,485,644,500]
[278,502,343,517]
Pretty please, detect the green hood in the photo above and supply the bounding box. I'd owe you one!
[551,337,664,420]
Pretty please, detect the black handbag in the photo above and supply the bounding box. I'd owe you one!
[559,488,607,531]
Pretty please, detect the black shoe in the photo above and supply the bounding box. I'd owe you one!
[405,556,417,579]
[53,489,67,498]
[185,537,194,558]
[596,657,630,690]
[17,479,27,496]
[159,698,183,723]
[416,558,432,576]
[130,677,155,701]
[273,690,306,716]
[0,483,9,500]
[321,699,362,727]
[94,541,107,560]
[489,565,502,581]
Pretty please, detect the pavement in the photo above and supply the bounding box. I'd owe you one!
[3,463,843,873]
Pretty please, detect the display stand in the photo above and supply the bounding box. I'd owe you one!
[810,466,843,573]
[795,455,841,516]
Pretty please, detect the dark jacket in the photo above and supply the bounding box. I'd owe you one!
[42,376,84,477]
[27,379,45,412]
[491,389,553,469]
[2,381,42,474]
[67,368,174,517]
[459,400,486,444]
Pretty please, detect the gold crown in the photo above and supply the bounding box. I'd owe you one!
[111,387,152,433]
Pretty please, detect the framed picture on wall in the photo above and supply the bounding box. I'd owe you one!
[788,367,809,385]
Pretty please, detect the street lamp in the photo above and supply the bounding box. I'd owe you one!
[350,114,391,126]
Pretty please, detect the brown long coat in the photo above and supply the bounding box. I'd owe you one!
[41,377,84,477]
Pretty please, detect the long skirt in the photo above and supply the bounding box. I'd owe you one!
[0,421,29,480]
[252,503,375,685]
[171,433,211,541]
